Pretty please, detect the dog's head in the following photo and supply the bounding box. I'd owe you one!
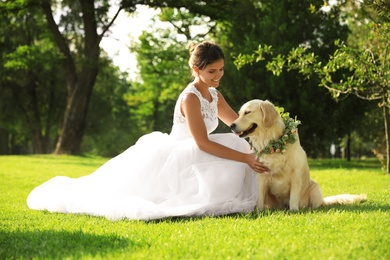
[230,99,283,138]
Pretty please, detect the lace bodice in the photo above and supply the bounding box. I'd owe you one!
[170,83,219,140]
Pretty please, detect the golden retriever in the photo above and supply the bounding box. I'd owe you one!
[231,99,366,211]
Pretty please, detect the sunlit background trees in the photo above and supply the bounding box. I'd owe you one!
[1,0,388,171]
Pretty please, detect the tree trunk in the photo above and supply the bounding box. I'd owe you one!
[0,128,9,154]
[28,75,45,153]
[41,0,101,154]
[346,132,351,161]
[382,103,390,174]
[55,78,96,154]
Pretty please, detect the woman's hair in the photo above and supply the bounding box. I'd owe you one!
[188,41,224,77]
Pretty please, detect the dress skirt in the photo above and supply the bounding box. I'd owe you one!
[27,132,258,220]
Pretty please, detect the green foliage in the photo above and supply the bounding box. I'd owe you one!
[269,3,390,106]
[81,58,136,157]
[1,0,386,159]
[236,38,389,101]
[125,7,214,133]
[126,30,187,133]
[0,155,389,259]
[159,7,215,39]
[213,0,357,157]
[0,0,135,156]
[234,1,389,160]
[0,2,66,153]
[126,0,378,159]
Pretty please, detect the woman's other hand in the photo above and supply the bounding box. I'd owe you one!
[246,154,269,173]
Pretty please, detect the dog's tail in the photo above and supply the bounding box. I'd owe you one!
[323,194,367,206]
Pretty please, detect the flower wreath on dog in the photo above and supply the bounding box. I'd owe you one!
[251,107,301,157]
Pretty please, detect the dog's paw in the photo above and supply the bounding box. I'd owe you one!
[289,207,299,212]
[255,205,266,211]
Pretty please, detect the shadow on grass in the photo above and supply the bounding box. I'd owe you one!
[242,201,390,218]
[0,229,134,259]
[144,201,390,224]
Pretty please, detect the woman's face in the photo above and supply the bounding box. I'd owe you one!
[196,59,225,88]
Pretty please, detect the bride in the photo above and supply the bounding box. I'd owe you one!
[27,41,269,220]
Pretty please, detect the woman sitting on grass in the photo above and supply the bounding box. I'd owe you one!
[27,41,268,220]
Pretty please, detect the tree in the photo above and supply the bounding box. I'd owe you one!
[2,0,375,157]
[236,1,390,171]
[127,0,366,158]
[0,2,66,154]
[29,0,242,155]
[126,7,215,134]
[0,0,241,155]
[37,0,119,154]
[215,0,359,157]
[82,56,135,157]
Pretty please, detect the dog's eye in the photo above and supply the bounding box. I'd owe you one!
[244,111,251,115]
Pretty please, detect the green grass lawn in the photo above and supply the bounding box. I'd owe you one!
[0,155,389,259]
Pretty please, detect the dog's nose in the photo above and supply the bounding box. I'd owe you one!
[230,123,236,130]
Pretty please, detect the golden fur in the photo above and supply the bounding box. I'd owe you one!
[231,99,366,211]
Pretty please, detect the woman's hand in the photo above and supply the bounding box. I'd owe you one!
[245,154,269,173]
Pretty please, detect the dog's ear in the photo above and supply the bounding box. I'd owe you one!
[260,100,279,128]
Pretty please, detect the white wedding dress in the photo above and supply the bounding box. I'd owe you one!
[27,83,258,220]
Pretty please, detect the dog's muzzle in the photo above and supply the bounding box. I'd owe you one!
[230,123,258,137]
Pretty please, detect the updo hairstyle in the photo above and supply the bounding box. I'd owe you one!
[188,41,225,77]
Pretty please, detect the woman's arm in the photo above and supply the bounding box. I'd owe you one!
[216,90,238,126]
[181,92,268,173]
